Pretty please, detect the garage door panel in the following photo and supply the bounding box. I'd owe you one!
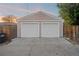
[41,22,59,37]
[21,23,39,37]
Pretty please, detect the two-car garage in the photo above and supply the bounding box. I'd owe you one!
[17,11,63,38]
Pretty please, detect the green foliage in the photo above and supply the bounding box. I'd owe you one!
[57,3,79,25]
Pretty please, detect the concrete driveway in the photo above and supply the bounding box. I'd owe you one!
[0,38,79,56]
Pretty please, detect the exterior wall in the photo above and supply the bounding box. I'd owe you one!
[59,21,63,38]
[17,19,61,22]
[17,22,21,37]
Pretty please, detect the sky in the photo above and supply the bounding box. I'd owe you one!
[0,3,59,16]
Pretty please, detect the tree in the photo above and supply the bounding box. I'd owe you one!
[57,3,79,25]
[2,15,16,23]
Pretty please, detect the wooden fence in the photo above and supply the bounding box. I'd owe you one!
[0,24,17,40]
[0,23,79,42]
[63,24,79,42]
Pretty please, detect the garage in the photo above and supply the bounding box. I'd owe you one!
[17,10,63,38]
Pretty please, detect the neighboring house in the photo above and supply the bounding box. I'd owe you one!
[0,16,4,22]
[0,16,19,23]
[17,10,63,38]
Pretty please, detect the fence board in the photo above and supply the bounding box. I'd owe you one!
[0,25,17,41]
[64,24,79,42]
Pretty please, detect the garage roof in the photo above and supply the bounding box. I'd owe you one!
[18,10,60,21]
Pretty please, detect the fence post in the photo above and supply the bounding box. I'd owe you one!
[76,26,79,41]
[73,26,76,41]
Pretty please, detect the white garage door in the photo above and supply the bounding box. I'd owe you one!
[20,22,60,38]
[21,22,39,37]
[41,22,59,37]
